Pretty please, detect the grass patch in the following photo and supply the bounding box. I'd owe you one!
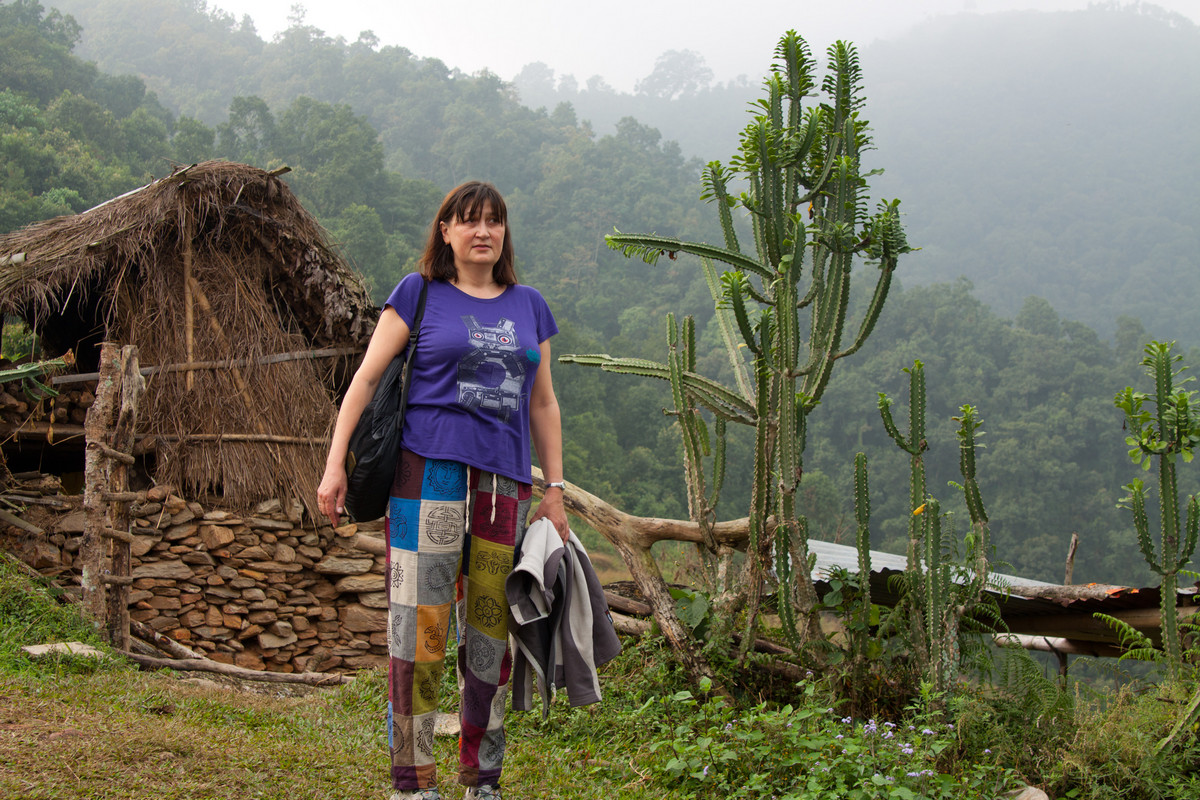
[3,550,1198,799]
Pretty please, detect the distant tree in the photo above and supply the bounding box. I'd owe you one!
[327,202,388,291]
[45,90,120,154]
[0,0,94,103]
[118,107,170,176]
[216,95,276,166]
[513,61,556,107]
[274,97,385,216]
[635,49,713,99]
[171,116,215,164]
[89,73,146,118]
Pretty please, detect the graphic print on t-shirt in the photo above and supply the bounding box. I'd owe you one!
[456,315,525,423]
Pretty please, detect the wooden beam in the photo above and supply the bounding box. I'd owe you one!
[995,633,1126,659]
[1004,605,1199,646]
[81,343,121,628]
[92,442,135,465]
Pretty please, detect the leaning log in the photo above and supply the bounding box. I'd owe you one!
[121,651,352,686]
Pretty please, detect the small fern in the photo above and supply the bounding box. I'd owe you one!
[1094,612,1164,664]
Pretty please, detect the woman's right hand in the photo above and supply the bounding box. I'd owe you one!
[317,462,349,527]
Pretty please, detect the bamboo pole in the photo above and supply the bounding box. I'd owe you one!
[2,423,325,448]
[50,347,362,386]
[0,507,43,535]
[187,275,268,436]
[183,217,195,391]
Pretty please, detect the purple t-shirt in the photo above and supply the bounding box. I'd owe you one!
[385,273,558,483]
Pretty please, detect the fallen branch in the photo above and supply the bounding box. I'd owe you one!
[120,651,352,686]
[0,493,73,508]
[0,507,43,535]
[129,619,205,660]
[611,611,650,636]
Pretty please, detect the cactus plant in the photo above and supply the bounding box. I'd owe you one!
[1114,340,1200,682]
[877,363,995,697]
[562,30,910,666]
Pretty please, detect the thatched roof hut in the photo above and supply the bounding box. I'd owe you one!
[0,160,378,512]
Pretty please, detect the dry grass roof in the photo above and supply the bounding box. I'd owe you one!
[0,160,380,512]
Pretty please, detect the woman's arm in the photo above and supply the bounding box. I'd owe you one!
[528,338,569,542]
[317,307,411,526]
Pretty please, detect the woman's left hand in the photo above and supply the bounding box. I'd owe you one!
[530,488,569,543]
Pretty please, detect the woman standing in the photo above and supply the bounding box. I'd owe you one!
[318,181,568,800]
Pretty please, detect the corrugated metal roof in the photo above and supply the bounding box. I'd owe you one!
[808,537,1199,647]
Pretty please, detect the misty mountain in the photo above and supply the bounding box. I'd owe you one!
[52,2,1199,344]
[863,6,1200,341]
[511,6,1200,342]
[7,0,1194,585]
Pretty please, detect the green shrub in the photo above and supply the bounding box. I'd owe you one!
[639,676,1018,799]
[0,553,118,675]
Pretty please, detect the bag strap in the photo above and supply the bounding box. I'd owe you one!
[395,279,429,432]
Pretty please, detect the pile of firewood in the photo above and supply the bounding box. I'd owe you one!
[0,364,92,430]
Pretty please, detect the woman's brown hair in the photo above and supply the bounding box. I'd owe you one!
[418,181,517,285]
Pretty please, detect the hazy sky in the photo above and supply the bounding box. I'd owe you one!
[212,0,1200,91]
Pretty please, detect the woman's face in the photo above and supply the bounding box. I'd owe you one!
[440,200,506,274]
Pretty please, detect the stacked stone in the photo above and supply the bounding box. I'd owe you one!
[120,486,390,673]
[2,478,393,675]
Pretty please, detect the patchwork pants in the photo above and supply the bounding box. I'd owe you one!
[386,449,532,790]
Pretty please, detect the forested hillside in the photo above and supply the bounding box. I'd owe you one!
[512,5,1200,343]
[3,0,1196,586]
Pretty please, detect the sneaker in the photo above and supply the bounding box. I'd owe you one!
[463,786,502,800]
[390,790,440,800]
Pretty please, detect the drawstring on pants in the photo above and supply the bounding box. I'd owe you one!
[464,465,499,530]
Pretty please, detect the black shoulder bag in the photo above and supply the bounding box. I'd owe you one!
[342,279,428,522]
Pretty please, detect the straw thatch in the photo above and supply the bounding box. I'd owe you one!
[0,160,379,512]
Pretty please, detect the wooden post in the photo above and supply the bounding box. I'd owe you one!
[81,343,122,631]
[104,346,144,649]
[1063,532,1079,586]
[81,343,144,647]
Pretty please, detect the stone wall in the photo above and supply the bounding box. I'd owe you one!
[2,477,389,674]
